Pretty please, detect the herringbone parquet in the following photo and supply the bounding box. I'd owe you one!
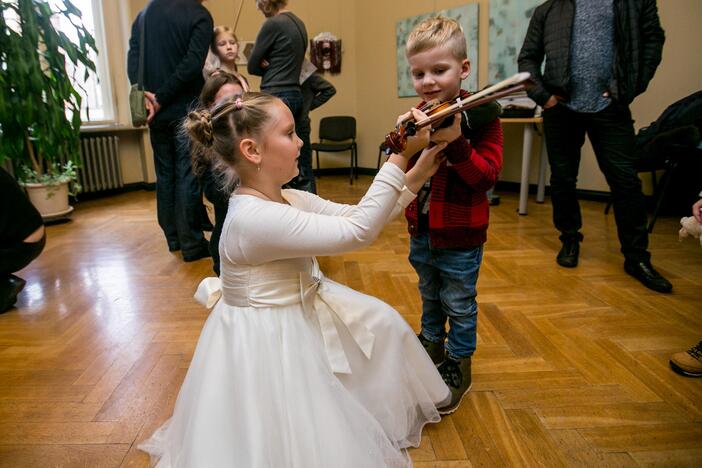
[1,175,700,467]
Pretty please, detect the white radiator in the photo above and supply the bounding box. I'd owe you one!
[78,135,123,193]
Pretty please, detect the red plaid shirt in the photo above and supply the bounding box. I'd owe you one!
[405,92,503,248]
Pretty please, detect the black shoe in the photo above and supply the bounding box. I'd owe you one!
[417,333,445,365]
[183,242,212,262]
[624,260,672,293]
[1,275,27,314]
[557,236,581,268]
[437,356,472,415]
[168,244,181,252]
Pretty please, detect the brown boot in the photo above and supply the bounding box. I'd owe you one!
[670,341,702,377]
[437,356,472,415]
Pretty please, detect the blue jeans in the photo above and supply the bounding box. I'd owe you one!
[149,121,206,256]
[408,233,483,359]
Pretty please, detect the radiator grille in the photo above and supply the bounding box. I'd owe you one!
[78,135,123,193]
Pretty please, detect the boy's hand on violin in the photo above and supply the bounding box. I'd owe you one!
[430,112,462,145]
[398,108,431,158]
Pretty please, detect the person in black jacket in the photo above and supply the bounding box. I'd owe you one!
[518,0,672,293]
[0,168,46,314]
[127,0,213,261]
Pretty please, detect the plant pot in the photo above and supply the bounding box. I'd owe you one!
[22,181,73,220]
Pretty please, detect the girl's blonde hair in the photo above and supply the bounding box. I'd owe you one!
[185,93,279,190]
[406,16,467,61]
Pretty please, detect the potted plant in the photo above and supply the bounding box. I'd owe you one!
[0,0,97,218]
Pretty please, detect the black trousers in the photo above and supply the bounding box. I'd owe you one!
[149,121,207,256]
[542,102,650,262]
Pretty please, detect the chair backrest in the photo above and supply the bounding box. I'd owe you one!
[319,116,356,142]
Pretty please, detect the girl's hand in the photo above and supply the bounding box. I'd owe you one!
[396,108,431,158]
[405,142,448,193]
[430,112,462,145]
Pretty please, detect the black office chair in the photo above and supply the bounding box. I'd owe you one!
[311,116,357,184]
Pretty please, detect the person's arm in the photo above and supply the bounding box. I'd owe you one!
[308,75,336,111]
[126,14,141,85]
[232,164,409,265]
[247,20,276,76]
[517,7,551,107]
[287,142,446,222]
[636,0,665,96]
[154,12,213,108]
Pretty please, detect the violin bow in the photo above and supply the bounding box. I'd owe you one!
[414,72,532,129]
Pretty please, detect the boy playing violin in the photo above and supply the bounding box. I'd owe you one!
[402,16,503,414]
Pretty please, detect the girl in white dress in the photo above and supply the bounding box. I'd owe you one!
[139,92,451,467]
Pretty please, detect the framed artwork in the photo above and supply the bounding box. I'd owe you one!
[396,4,479,98]
[488,0,542,82]
[236,41,255,66]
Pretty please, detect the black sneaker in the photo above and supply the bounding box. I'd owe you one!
[417,333,445,365]
[437,356,472,415]
[183,242,212,262]
[0,275,27,314]
[557,235,581,268]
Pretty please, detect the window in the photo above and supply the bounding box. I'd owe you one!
[52,0,114,122]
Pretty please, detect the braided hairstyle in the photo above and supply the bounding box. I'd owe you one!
[185,92,280,190]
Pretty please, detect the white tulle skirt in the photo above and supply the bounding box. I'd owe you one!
[139,279,450,467]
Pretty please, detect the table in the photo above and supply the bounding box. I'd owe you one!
[501,117,548,215]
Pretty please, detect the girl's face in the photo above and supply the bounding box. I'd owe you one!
[215,33,239,63]
[259,101,302,184]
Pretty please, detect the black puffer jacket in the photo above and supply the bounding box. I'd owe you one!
[518,0,665,106]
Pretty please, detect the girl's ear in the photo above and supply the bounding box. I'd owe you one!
[460,59,471,81]
[239,137,262,166]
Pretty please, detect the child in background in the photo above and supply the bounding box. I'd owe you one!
[203,25,250,91]
[403,16,504,414]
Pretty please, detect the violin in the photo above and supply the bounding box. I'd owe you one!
[384,72,532,155]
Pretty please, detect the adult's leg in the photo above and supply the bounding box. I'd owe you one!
[542,105,588,239]
[586,103,650,262]
[172,124,208,260]
[290,123,317,193]
[149,123,180,251]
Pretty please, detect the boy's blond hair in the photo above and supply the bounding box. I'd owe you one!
[406,16,467,61]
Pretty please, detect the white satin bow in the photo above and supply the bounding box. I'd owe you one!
[193,264,375,375]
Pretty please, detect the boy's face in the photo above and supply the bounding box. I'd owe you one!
[408,45,470,103]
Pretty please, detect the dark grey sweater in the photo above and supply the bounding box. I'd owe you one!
[247,12,307,91]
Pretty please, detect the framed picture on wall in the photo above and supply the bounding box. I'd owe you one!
[236,41,255,66]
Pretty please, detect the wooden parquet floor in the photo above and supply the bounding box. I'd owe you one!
[1,175,701,467]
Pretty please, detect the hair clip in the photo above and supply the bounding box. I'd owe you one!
[234,97,243,110]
